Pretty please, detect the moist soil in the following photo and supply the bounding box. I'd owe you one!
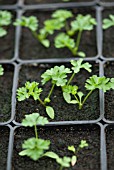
[103,8,114,58]
[15,61,100,123]
[0,126,10,170]
[19,8,97,60]
[104,61,114,121]
[12,124,100,170]
[0,64,14,122]
[24,0,93,4]
[0,12,15,60]
[0,0,16,5]
[106,125,114,170]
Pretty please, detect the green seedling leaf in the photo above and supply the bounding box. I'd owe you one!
[0,65,4,76]
[44,19,64,34]
[41,65,71,86]
[56,156,71,168]
[103,15,114,29]
[71,155,77,166]
[63,85,78,95]
[79,140,88,148]
[17,81,42,101]
[41,39,50,48]
[19,138,50,161]
[22,113,48,127]
[55,32,75,49]
[63,92,78,104]
[77,51,86,57]
[43,151,59,159]
[46,106,54,119]
[71,59,92,73]
[68,145,75,153]
[71,14,96,32]
[0,10,12,37]
[52,9,73,22]
[85,75,111,92]
[14,16,38,32]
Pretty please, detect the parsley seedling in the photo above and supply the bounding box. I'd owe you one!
[19,113,50,160]
[14,10,72,48]
[68,140,88,166]
[55,14,96,57]
[17,81,54,119]
[0,10,12,37]
[63,75,113,109]
[103,14,114,29]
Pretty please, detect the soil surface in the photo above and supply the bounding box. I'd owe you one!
[0,12,15,60]
[0,64,14,122]
[106,126,114,170]
[19,8,97,60]
[0,126,9,170]
[0,0,16,5]
[103,8,114,58]
[15,61,100,123]
[12,125,100,170]
[104,61,114,121]
[24,0,93,4]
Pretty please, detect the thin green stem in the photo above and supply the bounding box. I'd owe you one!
[67,72,75,85]
[74,94,79,103]
[38,98,46,107]
[72,30,82,56]
[79,90,93,109]
[47,83,55,99]
[59,166,63,170]
[34,125,38,139]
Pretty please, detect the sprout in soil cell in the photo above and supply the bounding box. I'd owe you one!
[68,140,88,166]
[0,10,12,37]
[19,113,50,160]
[54,14,96,57]
[62,59,114,109]
[17,81,54,119]
[13,9,72,48]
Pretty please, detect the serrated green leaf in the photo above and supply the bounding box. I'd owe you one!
[52,10,73,22]
[68,145,75,153]
[71,59,92,73]
[79,140,88,148]
[56,156,71,168]
[46,106,54,119]
[103,15,114,29]
[55,33,75,49]
[19,138,50,161]
[22,113,48,127]
[14,16,38,32]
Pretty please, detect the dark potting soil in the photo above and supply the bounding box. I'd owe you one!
[0,64,14,122]
[104,61,114,121]
[0,126,9,170]
[24,0,93,5]
[19,8,97,60]
[0,12,15,60]
[106,125,114,170]
[103,8,114,58]
[12,125,100,170]
[15,61,100,123]
[0,0,16,5]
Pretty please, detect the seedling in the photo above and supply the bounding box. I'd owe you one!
[41,65,72,102]
[17,81,54,119]
[14,10,72,48]
[0,65,4,76]
[0,10,12,37]
[103,14,114,29]
[63,74,113,109]
[19,113,50,160]
[55,14,96,57]
[68,140,88,166]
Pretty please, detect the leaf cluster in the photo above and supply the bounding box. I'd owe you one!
[0,10,12,37]
[103,14,114,29]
